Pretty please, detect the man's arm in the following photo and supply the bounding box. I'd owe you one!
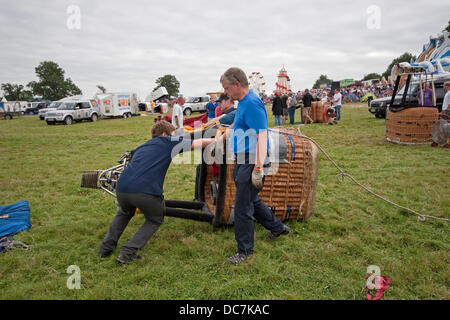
[205,114,225,127]
[191,138,215,150]
[250,129,268,189]
[255,130,267,169]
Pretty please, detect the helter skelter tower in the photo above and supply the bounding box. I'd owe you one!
[275,65,291,94]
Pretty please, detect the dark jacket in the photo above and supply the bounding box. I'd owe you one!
[302,93,313,107]
[281,95,288,110]
[272,96,284,115]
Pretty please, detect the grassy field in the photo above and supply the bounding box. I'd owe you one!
[0,104,449,300]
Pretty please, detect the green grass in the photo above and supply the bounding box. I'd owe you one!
[0,105,449,300]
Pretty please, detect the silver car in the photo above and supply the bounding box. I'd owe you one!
[182,96,210,116]
[39,101,64,120]
[45,100,100,125]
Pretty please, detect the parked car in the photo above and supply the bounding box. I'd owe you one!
[182,96,210,116]
[369,74,449,118]
[24,101,51,115]
[45,99,100,125]
[39,101,65,120]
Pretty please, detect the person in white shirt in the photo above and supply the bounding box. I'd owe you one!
[442,81,450,114]
[431,81,450,148]
[321,91,329,104]
[171,96,184,133]
[333,89,342,121]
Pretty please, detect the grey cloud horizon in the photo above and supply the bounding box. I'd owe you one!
[1,0,448,100]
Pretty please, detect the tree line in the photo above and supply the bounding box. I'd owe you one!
[1,61,82,101]
[1,61,181,102]
[312,52,416,89]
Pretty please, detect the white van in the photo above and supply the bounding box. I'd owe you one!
[96,92,139,118]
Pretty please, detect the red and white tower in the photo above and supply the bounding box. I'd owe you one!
[275,66,291,94]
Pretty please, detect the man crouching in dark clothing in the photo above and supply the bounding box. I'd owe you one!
[98,120,215,264]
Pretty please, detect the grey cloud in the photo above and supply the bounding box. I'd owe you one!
[1,0,449,99]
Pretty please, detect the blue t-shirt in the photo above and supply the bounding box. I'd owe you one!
[219,109,236,125]
[206,102,216,118]
[231,90,269,154]
[116,136,191,196]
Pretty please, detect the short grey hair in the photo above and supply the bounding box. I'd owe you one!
[220,67,249,88]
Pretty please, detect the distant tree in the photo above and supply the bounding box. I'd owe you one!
[0,83,33,101]
[382,53,416,79]
[97,85,107,93]
[312,74,333,89]
[27,61,82,101]
[446,21,450,32]
[153,74,180,97]
[361,73,381,81]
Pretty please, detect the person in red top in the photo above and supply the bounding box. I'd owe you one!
[215,101,223,117]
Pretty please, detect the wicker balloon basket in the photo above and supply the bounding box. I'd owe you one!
[302,101,325,123]
[199,128,319,226]
[385,107,438,145]
[81,127,320,228]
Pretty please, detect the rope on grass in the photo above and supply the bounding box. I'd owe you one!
[287,127,450,223]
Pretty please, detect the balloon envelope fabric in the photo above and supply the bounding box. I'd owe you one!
[0,200,31,238]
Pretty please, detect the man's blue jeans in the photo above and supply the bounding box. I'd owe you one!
[288,107,296,124]
[233,163,284,255]
[274,115,282,126]
[334,105,341,121]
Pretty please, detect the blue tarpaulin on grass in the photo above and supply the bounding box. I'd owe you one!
[0,200,31,238]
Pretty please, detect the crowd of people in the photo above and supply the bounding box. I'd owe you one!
[268,88,342,125]
[263,81,393,105]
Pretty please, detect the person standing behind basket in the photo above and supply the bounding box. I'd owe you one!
[333,89,342,122]
[220,67,290,265]
[281,93,289,124]
[272,90,284,126]
[431,81,450,148]
[287,92,297,124]
[417,82,434,107]
[302,89,314,124]
[206,96,217,121]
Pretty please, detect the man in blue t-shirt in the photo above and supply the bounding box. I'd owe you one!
[206,96,217,120]
[99,120,215,264]
[220,67,290,265]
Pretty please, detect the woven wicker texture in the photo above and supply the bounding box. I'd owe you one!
[204,129,319,225]
[302,101,324,123]
[203,166,219,215]
[386,107,438,144]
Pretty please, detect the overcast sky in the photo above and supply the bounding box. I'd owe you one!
[0,0,449,100]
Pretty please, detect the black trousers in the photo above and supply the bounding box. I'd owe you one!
[99,192,165,257]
